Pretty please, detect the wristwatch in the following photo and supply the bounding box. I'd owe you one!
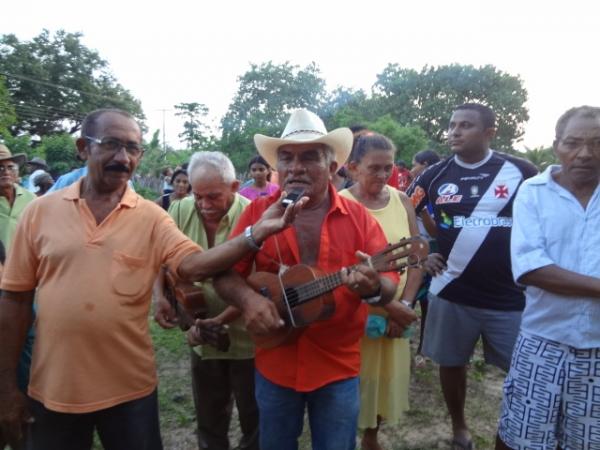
[362,287,382,305]
[244,225,262,251]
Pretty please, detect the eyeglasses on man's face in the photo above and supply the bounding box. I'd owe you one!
[85,136,144,157]
[0,164,18,173]
[559,138,600,155]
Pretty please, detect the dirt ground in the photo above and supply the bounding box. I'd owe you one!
[151,320,506,450]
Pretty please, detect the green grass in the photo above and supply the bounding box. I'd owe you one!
[150,314,506,450]
[133,183,160,200]
[150,320,189,359]
[150,322,196,432]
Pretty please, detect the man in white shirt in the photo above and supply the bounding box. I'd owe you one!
[496,106,600,450]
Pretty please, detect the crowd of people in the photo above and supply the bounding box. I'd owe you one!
[0,102,597,450]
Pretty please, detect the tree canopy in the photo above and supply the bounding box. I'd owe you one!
[366,115,430,164]
[0,75,16,132]
[0,36,538,180]
[220,61,328,169]
[40,133,79,176]
[174,102,213,151]
[0,29,144,136]
[521,146,557,171]
[373,64,529,151]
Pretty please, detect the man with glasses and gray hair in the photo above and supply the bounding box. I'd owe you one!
[0,144,36,450]
[0,144,36,251]
[0,108,304,450]
[496,106,600,450]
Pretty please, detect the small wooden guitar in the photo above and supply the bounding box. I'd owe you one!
[164,271,230,352]
[246,236,429,349]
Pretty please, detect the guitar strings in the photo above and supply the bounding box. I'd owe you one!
[285,237,423,308]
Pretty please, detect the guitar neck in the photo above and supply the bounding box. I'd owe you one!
[284,237,424,309]
[286,265,358,308]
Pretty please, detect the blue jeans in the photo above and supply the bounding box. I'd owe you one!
[255,370,359,450]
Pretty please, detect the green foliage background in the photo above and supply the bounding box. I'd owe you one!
[0,29,556,178]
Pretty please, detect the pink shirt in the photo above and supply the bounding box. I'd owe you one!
[239,182,279,201]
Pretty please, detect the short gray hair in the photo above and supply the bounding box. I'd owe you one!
[188,151,236,184]
[555,106,600,140]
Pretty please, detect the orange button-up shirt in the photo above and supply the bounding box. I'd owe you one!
[231,185,398,392]
[1,180,200,413]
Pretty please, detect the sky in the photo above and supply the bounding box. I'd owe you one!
[1,0,599,151]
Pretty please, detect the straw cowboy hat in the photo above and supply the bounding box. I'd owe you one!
[0,144,27,166]
[254,109,353,168]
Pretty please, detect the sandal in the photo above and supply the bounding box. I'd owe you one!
[414,354,428,368]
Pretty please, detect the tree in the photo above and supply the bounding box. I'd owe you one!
[323,87,376,130]
[137,129,192,177]
[137,129,165,176]
[39,133,79,177]
[521,146,557,171]
[0,29,144,136]
[0,75,16,132]
[220,61,328,171]
[366,115,430,163]
[174,102,212,150]
[374,64,529,151]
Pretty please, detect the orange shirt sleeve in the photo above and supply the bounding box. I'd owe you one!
[151,207,201,274]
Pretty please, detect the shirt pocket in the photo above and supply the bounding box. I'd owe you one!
[111,251,152,299]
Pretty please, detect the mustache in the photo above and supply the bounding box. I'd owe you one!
[105,164,130,173]
[285,179,310,184]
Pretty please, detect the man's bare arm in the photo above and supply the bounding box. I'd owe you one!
[520,265,600,298]
[178,233,263,281]
[0,290,35,440]
[152,266,178,329]
[398,192,425,303]
[213,269,282,335]
[178,195,307,282]
[0,290,35,384]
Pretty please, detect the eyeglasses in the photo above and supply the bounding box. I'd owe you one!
[559,138,600,154]
[0,164,18,173]
[85,136,144,157]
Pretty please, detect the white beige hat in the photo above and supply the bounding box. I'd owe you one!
[0,144,26,166]
[254,109,352,168]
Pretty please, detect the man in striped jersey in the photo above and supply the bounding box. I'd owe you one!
[407,103,537,450]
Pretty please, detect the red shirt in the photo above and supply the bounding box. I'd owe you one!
[387,165,400,189]
[396,167,412,192]
[231,185,398,391]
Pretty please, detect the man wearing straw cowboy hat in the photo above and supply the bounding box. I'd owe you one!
[0,144,36,251]
[214,109,416,450]
[0,143,36,450]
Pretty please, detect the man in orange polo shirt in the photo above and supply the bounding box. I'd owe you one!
[0,108,303,450]
[214,109,416,450]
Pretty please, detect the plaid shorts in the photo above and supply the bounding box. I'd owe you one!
[498,332,600,450]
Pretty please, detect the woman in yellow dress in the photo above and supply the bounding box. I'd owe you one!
[339,132,422,450]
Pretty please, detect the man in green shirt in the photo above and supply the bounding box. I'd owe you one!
[153,151,257,450]
[0,144,36,450]
[0,145,36,252]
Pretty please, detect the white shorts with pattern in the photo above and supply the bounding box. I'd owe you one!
[498,331,600,450]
